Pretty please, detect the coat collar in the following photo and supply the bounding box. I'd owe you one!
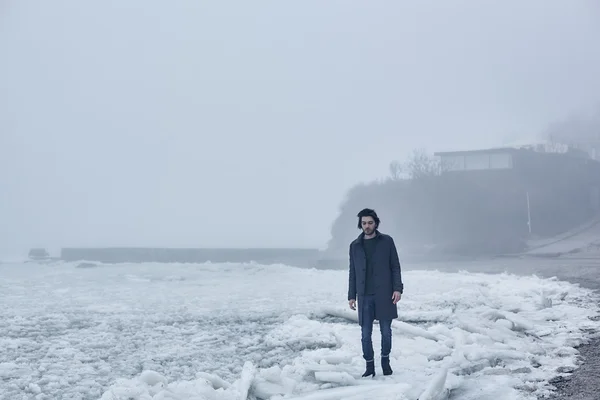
[354,229,382,244]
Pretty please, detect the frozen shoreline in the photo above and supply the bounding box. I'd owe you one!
[1,261,599,400]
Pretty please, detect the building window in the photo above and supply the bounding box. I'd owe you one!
[489,153,513,169]
[465,154,491,170]
[441,155,465,171]
[440,152,513,172]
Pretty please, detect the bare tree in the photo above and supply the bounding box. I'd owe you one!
[407,148,441,180]
[388,160,404,181]
[389,148,441,181]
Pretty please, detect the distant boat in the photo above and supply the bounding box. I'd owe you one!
[28,248,50,261]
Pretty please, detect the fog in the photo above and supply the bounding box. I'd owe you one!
[1,1,600,256]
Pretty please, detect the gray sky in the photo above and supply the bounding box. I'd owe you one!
[1,0,600,255]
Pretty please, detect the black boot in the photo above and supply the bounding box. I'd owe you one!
[362,360,375,377]
[381,356,393,376]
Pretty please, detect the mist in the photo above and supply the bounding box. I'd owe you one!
[2,0,600,256]
[544,106,600,148]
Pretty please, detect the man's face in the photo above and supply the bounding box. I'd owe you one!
[361,216,376,235]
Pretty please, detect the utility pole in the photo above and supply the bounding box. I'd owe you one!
[526,191,532,235]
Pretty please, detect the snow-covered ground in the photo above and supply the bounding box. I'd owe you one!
[525,217,600,256]
[1,261,599,400]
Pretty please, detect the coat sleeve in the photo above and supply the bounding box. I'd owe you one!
[348,244,357,301]
[389,237,404,294]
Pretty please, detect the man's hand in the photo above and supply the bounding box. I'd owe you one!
[392,291,402,304]
[349,299,356,310]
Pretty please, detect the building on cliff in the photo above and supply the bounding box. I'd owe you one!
[431,145,600,253]
[320,143,600,264]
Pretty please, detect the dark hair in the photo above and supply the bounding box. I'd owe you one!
[357,208,380,229]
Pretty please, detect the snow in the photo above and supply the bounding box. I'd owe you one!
[0,261,599,400]
[525,216,600,256]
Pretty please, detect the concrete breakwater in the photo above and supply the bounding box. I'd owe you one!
[60,247,321,268]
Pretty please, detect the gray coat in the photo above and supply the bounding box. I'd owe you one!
[347,230,404,325]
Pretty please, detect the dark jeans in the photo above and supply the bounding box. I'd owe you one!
[359,295,392,361]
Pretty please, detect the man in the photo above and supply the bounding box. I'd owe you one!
[348,208,403,377]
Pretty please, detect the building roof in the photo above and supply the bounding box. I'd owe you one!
[433,147,521,157]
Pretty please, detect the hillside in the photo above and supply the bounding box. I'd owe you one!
[324,147,600,260]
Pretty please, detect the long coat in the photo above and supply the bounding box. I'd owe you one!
[347,230,404,325]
